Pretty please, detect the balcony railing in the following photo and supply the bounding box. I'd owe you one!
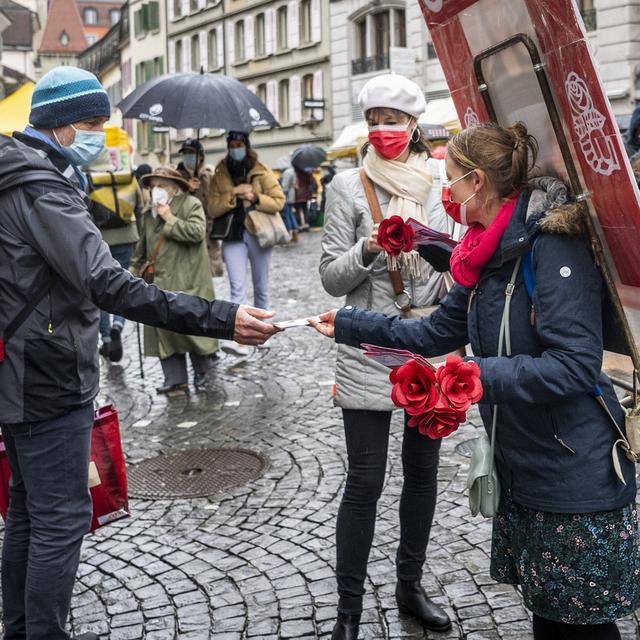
[581,8,597,32]
[351,55,390,76]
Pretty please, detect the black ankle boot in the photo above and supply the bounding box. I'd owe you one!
[396,579,451,632]
[331,612,361,640]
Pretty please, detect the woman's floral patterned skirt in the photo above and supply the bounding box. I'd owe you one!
[491,494,640,624]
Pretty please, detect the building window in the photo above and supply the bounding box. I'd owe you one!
[394,9,406,47]
[175,39,182,74]
[173,0,180,19]
[154,55,163,76]
[191,33,200,70]
[255,13,265,56]
[86,34,97,45]
[257,82,267,104]
[374,11,390,60]
[277,5,288,50]
[299,0,312,44]
[579,0,596,31]
[352,9,404,75]
[356,19,366,59]
[303,73,313,120]
[83,7,98,25]
[278,79,289,123]
[109,8,120,25]
[134,2,160,36]
[235,20,245,61]
[427,42,437,59]
[190,0,198,12]
[208,29,218,68]
[60,30,69,46]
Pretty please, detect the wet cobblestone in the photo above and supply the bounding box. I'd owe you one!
[5,232,640,638]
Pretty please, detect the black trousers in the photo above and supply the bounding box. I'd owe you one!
[1,405,94,640]
[336,409,441,615]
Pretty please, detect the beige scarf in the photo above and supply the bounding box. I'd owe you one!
[363,149,433,273]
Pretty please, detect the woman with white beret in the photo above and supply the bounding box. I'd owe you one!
[319,73,452,639]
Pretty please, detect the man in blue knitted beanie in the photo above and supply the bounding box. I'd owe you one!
[0,67,280,640]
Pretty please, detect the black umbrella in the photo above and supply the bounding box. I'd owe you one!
[291,144,326,171]
[117,71,278,132]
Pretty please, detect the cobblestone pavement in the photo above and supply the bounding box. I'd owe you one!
[9,231,640,639]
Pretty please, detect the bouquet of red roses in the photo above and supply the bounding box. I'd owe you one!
[377,215,419,275]
[362,344,482,439]
[390,355,482,439]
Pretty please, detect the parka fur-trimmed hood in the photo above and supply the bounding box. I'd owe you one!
[525,176,586,237]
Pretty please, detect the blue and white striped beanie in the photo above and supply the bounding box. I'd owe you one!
[30,66,111,129]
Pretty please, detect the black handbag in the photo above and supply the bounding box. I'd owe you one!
[210,212,234,240]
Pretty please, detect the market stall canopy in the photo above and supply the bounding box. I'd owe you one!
[0,82,34,135]
[327,97,460,158]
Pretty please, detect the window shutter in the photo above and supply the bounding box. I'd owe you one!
[265,8,275,54]
[217,25,224,67]
[167,0,174,22]
[227,21,235,64]
[180,0,189,16]
[168,40,176,73]
[247,84,256,94]
[149,2,160,30]
[313,69,323,120]
[245,15,254,60]
[266,80,278,119]
[311,0,321,42]
[287,1,299,49]
[199,30,208,69]
[290,75,302,123]
[197,0,205,9]
[182,36,190,72]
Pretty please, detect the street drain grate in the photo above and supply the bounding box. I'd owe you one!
[127,448,269,499]
[455,437,481,458]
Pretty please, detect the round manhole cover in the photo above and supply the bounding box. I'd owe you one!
[128,448,269,499]
[455,437,481,458]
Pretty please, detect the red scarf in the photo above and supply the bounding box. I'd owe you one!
[450,195,519,288]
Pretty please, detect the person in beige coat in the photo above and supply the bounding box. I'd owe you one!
[209,130,285,355]
[132,167,218,393]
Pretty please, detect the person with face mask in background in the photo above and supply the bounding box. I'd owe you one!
[208,131,286,356]
[0,67,279,640]
[132,168,219,393]
[317,73,452,640]
[176,138,225,279]
[280,164,318,231]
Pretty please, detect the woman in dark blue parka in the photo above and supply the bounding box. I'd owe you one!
[312,123,640,640]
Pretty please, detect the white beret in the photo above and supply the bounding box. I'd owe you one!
[358,73,427,119]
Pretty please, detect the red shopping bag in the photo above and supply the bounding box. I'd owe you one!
[89,404,130,532]
[0,405,130,532]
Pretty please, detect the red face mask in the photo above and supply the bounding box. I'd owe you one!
[368,124,412,160]
[441,170,476,225]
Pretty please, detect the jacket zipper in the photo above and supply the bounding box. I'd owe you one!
[47,294,53,334]
[548,406,576,454]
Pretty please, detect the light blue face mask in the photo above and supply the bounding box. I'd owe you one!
[182,154,197,170]
[229,147,247,162]
[55,125,106,167]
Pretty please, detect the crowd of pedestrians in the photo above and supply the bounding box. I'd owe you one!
[0,56,639,640]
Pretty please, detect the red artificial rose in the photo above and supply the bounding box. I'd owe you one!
[436,355,483,412]
[389,358,439,417]
[378,215,415,257]
[408,396,467,440]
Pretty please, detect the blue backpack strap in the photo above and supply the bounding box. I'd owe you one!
[522,233,540,300]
